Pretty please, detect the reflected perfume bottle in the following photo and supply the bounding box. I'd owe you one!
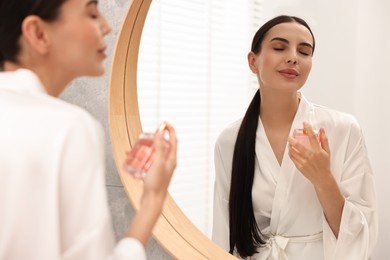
[292,128,319,148]
[124,122,167,179]
[293,103,320,147]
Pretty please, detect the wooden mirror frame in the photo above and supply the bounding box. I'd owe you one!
[108,0,236,258]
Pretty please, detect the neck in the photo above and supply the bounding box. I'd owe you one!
[3,61,71,97]
[259,89,300,128]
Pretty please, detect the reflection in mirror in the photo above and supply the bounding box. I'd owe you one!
[137,0,262,237]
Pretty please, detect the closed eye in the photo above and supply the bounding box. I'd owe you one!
[87,0,99,19]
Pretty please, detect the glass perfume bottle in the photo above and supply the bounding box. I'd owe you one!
[124,123,167,179]
[293,104,319,147]
[292,128,318,148]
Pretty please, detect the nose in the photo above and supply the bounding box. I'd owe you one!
[287,59,297,65]
[100,14,112,35]
[286,51,298,65]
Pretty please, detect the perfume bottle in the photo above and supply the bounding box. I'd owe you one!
[293,103,319,147]
[124,123,167,179]
[292,128,318,148]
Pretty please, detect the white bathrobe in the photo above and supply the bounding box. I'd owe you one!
[212,94,377,260]
[0,69,146,260]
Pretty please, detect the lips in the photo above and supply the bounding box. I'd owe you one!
[279,68,299,76]
[98,46,107,58]
[278,68,299,79]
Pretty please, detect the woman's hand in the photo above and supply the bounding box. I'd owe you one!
[288,122,345,238]
[288,122,332,188]
[142,122,177,201]
[123,122,178,245]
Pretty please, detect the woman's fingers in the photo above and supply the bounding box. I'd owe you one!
[288,136,312,160]
[164,122,178,166]
[154,122,177,170]
[319,128,331,154]
[303,122,320,150]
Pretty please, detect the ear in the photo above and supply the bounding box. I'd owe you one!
[247,51,258,74]
[21,15,51,55]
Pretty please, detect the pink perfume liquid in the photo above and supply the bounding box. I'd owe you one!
[125,133,155,178]
[293,128,319,148]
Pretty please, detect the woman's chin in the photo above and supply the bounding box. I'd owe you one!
[84,66,106,77]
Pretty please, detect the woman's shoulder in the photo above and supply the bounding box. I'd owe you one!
[46,97,101,129]
[43,99,105,153]
[312,103,362,133]
[216,119,242,147]
[29,94,104,140]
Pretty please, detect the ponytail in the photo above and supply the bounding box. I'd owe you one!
[229,90,265,257]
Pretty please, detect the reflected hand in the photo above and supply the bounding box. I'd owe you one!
[288,122,332,188]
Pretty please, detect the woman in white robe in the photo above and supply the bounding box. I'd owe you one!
[212,15,377,260]
[0,1,177,259]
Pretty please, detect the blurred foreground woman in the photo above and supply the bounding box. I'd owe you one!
[0,0,177,259]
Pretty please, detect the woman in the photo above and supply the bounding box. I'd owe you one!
[212,15,377,260]
[0,0,177,259]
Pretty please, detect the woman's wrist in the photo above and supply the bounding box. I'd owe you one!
[312,170,335,191]
[140,189,167,211]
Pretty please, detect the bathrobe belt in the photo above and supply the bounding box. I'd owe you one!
[253,232,323,260]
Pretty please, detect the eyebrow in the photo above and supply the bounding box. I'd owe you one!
[270,37,313,49]
[87,0,98,6]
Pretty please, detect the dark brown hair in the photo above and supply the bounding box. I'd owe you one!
[229,15,315,258]
[0,0,66,69]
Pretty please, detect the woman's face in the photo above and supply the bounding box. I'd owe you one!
[249,22,313,94]
[45,0,111,78]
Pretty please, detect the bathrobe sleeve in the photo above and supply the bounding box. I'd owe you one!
[212,140,231,251]
[212,122,240,252]
[322,120,378,260]
[58,113,146,260]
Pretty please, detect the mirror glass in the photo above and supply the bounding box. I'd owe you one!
[137,0,260,237]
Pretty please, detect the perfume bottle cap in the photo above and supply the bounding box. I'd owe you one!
[293,128,308,136]
[156,122,167,133]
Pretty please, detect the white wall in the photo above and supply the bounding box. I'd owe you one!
[262,0,389,259]
[355,1,390,259]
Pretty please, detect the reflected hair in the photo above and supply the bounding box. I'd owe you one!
[0,0,66,70]
[228,15,315,258]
